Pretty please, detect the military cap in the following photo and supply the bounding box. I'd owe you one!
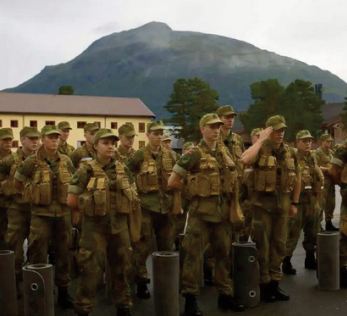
[183,141,194,151]
[250,128,263,137]
[296,130,314,140]
[94,128,119,144]
[41,125,61,136]
[265,115,287,130]
[84,123,100,133]
[319,132,333,142]
[162,131,172,142]
[199,113,224,128]
[0,128,14,140]
[57,121,72,130]
[147,120,165,132]
[216,105,237,117]
[118,123,136,137]
[20,127,41,138]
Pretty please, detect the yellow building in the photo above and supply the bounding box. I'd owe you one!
[0,92,155,149]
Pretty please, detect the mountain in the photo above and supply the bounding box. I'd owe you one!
[6,21,347,117]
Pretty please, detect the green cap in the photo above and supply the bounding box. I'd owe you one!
[94,128,119,144]
[183,141,194,151]
[319,132,333,142]
[265,115,287,130]
[296,130,314,140]
[250,128,263,137]
[162,131,172,142]
[57,121,72,130]
[0,128,14,140]
[20,127,41,138]
[84,123,100,133]
[118,123,136,137]
[147,120,165,132]
[216,105,237,117]
[199,113,223,128]
[41,125,61,136]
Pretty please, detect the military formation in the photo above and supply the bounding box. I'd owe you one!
[0,106,346,316]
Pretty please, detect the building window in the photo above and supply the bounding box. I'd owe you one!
[139,141,146,148]
[0,120,2,127]
[12,140,19,148]
[45,120,55,126]
[30,120,37,127]
[138,122,145,133]
[94,122,101,128]
[111,122,118,129]
[11,120,18,128]
[77,121,86,129]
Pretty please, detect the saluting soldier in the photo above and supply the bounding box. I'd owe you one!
[168,113,245,316]
[0,127,40,286]
[67,128,136,316]
[58,121,75,157]
[70,122,99,168]
[241,115,301,302]
[115,123,136,163]
[0,127,14,249]
[14,125,74,309]
[283,130,324,275]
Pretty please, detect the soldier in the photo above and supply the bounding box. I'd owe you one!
[0,127,40,286]
[67,128,135,316]
[329,142,347,287]
[14,125,74,309]
[70,122,100,168]
[168,113,245,316]
[58,121,75,157]
[115,123,136,163]
[315,132,338,231]
[161,131,179,160]
[241,115,301,302]
[127,120,177,299]
[250,128,263,145]
[0,127,14,249]
[283,130,324,275]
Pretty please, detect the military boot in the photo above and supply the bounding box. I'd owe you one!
[282,256,296,275]
[184,294,203,316]
[57,287,74,309]
[217,294,245,312]
[304,251,317,270]
[326,220,339,231]
[136,279,151,299]
[269,280,290,301]
[340,266,347,288]
[259,283,276,303]
[117,305,132,316]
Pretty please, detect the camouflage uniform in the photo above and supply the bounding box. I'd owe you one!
[58,121,75,157]
[0,128,14,249]
[116,144,136,164]
[15,126,74,290]
[69,129,135,314]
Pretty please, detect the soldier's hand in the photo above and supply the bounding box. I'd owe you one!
[258,127,273,143]
[71,210,80,226]
[289,204,298,217]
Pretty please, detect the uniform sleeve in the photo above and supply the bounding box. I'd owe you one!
[68,164,91,195]
[65,156,76,174]
[0,155,14,180]
[127,149,144,174]
[172,149,201,177]
[331,146,347,167]
[14,156,36,183]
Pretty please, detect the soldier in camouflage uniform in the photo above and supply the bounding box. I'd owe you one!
[241,115,301,302]
[58,121,75,157]
[0,128,14,249]
[115,123,136,163]
[14,125,75,309]
[70,123,99,168]
[162,131,179,160]
[67,129,135,316]
[168,113,245,316]
[250,128,263,145]
[0,127,40,285]
[283,130,324,275]
[329,142,347,287]
[315,132,338,231]
[127,120,177,299]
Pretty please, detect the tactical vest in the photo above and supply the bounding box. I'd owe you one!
[254,144,296,193]
[135,146,174,194]
[187,144,237,198]
[298,152,323,194]
[78,160,138,217]
[30,154,72,206]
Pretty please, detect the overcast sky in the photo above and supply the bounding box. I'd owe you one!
[1,0,347,90]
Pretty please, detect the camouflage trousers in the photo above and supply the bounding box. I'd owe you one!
[340,203,347,267]
[74,215,132,314]
[181,216,233,296]
[28,214,71,288]
[0,206,8,250]
[252,204,288,284]
[133,208,175,281]
[5,203,31,277]
[321,179,336,222]
[286,196,320,256]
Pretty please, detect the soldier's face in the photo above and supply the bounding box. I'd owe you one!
[220,114,236,129]
[42,134,59,151]
[321,140,333,150]
[161,139,172,150]
[0,138,12,152]
[297,138,312,153]
[119,134,135,148]
[201,123,222,142]
[95,138,115,159]
[60,129,70,141]
[21,136,40,152]
[85,130,97,145]
[270,128,285,145]
[147,130,163,147]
